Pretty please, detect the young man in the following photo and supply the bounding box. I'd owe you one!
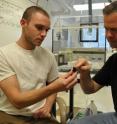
[70,1,117,124]
[0,6,77,124]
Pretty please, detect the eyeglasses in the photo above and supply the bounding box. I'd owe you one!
[105,28,117,34]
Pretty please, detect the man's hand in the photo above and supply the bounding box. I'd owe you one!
[33,104,51,118]
[74,58,92,74]
[55,70,78,92]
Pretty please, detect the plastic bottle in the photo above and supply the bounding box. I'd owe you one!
[85,100,97,116]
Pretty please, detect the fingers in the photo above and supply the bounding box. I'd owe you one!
[64,72,77,90]
[74,58,87,67]
[66,78,77,89]
[64,70,73,79]
[38,112,51,118]
[74,58,91,71]
[56,71,78,92]
[67,71,77,80]
[33,108,51,119]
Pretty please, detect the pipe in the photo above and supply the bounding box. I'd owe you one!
[88,0,92,24]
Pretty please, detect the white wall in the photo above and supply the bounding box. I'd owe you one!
[0,0,53,50]
[0,0,35,46]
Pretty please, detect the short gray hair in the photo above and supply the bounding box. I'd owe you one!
[103,1,117,15]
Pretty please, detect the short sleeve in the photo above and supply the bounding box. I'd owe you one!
[92,54,114,86]
[0,50,15,81]
[46,52,59,83]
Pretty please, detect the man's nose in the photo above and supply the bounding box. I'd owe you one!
[40,30,47,37]
[106,30,113,38]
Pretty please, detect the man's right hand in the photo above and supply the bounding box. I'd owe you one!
[74,58,92,74]
[50,70,77,92]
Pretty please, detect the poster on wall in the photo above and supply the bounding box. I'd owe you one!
[80,23,98,42]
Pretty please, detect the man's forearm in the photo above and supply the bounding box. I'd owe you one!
[45,93,57,112]
[3,72,77,109]
[9,84,59,109]
[80,72,94,94]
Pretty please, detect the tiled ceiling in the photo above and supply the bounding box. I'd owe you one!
[34,0,112,16]
[29,0,116,24]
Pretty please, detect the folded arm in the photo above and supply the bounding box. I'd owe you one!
[0,71,77,109]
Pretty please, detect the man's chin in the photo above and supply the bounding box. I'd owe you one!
[35,43,42,46]
[35,44,40,47]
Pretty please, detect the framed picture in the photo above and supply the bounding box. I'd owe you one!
[80,23,98,42]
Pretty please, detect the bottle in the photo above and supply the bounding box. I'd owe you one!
[85,100,97,116]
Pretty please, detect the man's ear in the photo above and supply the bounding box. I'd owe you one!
[20,19,27,26]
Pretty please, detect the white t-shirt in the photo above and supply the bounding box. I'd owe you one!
[0,42,58,116]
